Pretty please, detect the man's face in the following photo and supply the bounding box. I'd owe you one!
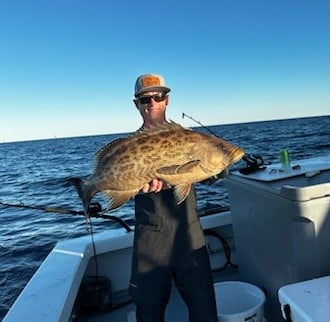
[134,91,169,122]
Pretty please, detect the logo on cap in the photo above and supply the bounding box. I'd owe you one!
[142,76,161,87]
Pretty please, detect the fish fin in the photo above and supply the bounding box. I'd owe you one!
[94,137,128,171]
[177,160,200,173]
[157,160,200,175]
[174,183,192,204]
[133,120,187,138]
[68,177,91,216]
[103,190,137,211]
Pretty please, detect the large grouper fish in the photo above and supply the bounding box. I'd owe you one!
[70,121,244,215]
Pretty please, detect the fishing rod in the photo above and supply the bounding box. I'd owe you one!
[0,201,133,232]
[0,201,85,216]
[1,200,230,231]
[182,112,266,174]
[0,200,228,227]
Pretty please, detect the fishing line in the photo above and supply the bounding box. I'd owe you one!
[85,215,100,279]
[182,113,219,137]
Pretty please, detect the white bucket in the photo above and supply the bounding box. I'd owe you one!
[215,281,265,322]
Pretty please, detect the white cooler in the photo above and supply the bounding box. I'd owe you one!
[224,156,330,321]
[278,275,330,322]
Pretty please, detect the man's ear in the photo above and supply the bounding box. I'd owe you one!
[133,99,139,109]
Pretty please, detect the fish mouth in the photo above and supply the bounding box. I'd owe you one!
[229,147,245,163]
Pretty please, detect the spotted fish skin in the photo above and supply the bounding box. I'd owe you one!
[70,121,244,213]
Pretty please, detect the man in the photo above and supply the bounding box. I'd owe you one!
[129,74,218,322]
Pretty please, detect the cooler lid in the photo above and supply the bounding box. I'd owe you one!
[278,276,330,322]
[228,156,330,201]
[233,156,330,182]
[280,182,330,201]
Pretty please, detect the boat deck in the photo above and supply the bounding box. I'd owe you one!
[75,269,243,322]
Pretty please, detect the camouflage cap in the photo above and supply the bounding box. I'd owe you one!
[134,74,171,97]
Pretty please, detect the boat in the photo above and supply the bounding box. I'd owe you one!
[3,156,330,322]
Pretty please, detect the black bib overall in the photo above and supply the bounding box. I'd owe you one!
[129,188,218,322]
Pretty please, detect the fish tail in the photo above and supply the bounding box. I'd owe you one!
[69,177,91,217]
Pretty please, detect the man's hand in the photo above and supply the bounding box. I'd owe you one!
[142,179,171,193]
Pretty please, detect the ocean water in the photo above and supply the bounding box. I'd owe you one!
[0,115,329,319]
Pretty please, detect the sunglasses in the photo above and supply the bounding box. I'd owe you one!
[137,93,167,105]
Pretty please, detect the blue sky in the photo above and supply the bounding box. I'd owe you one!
[1,0,329,142]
